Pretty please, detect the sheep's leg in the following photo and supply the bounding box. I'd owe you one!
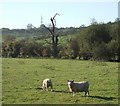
[46,87,48,91]
[87,90,90,96]
[51,85,53,89]
[44,85,48,91]
[85,90,90,96]
[42,86,45,91]
[84,91,87,97]
[51,85,53,91]
[73,92,76,97]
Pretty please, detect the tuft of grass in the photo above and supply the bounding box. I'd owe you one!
[2,58,118,104]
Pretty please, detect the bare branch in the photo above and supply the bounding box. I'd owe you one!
[43,24,53,35]
[53,13,60,20]
[53,13,60,26]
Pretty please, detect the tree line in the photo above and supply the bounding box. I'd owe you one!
[1,25,80,39]
[1,20,119,62]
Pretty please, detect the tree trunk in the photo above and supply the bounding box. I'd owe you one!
[44,13,60,58]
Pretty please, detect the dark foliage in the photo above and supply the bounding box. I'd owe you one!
[1,21,119,61]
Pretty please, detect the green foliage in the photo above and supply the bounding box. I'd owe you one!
[75,22,118,61]
[1,22,119,61]
[2,39,51,58]
[2,27,80,39]
[2,58,118,104]
[92,42,111,61]
[68,38,80,59]
[107,40,118,60]
[87,24,111,44]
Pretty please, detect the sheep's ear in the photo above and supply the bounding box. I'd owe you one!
[72,80,74,82]
[67,80,69,82]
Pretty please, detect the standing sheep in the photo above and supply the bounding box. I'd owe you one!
[67,80,90,96]
[42,78,53,91]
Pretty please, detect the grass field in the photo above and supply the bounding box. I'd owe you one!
[2,58,118,104]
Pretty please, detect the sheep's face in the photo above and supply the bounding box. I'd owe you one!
[67,80,74,87]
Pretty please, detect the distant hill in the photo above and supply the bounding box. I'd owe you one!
[1,26,85,39]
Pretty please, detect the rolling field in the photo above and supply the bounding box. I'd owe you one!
[2,58,118,104]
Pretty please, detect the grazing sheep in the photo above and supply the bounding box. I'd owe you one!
[42,78,53,91]
[67,80,90,96]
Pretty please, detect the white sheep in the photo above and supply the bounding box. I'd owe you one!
[67,80,90,96]
[42,78,53,91]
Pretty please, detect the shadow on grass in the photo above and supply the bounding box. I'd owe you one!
[35,87,70,93]
[52,89,70,93]
[88,95,117,101]
[35,88,117,101]
[35,87,43,90]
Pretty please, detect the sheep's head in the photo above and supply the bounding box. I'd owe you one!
[67,80,74,87]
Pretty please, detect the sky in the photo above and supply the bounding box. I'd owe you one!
[0,0,119,29]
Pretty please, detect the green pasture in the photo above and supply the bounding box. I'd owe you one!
[36,34,76,46]
[2,58,118,104]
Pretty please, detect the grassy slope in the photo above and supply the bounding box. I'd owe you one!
[36,34,77,46]
[2,58,118,104]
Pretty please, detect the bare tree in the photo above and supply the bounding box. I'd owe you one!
[43,13,60,58]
